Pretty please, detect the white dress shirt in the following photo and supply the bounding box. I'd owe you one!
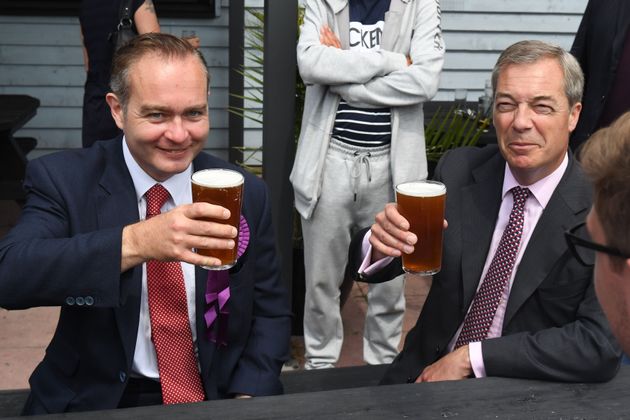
[122,138,198,379]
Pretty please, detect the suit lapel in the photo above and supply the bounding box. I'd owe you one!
[460,154,504,309]
[503,157,591,326]
[96,140,143,368]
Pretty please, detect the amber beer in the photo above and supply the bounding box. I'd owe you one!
[395,181,446,275]
[191,169,244,270]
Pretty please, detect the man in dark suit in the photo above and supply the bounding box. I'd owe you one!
[570,0,630,152]
[0,33,291,413]
[346,40,621,385]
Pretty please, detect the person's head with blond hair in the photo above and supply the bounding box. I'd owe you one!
[580,111,630,353]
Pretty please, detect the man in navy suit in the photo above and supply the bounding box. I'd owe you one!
[346,40,620,385]
[0,33,291,413]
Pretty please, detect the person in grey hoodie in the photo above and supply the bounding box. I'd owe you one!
[291,0,444,369]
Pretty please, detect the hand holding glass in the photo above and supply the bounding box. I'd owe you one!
[191,169,244,270]
[395,181,446,275]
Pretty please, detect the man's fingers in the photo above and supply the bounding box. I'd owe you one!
[189,218,237,240]
[374,206,416,246]
[186,202,231,221]
[370,223,413,256]
[178,248,224,269]
[383,203,410,231]
[191,235,236,252]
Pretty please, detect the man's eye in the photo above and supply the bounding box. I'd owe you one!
[496,102,516,112]
[148,113,163,120]
[534,104,553,114]
[186,110,203,118]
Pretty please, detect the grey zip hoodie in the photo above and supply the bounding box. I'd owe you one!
[291,0,445,219]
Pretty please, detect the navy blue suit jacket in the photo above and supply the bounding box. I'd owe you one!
[0,138,291,413]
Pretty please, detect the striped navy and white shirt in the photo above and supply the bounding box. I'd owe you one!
[331,0,392,148]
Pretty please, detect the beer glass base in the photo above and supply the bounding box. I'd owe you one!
[403,267,440,276]
[202,263,236,271]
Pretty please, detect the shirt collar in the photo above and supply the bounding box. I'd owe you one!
[122,136,193,206]
[502,152,568,209]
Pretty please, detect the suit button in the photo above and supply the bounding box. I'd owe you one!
[65,297,75,306]
[75,297,85,306]
[435,345,440,354]
[85,296,94,306]
[406,376,414,383]
[119,371,127,383]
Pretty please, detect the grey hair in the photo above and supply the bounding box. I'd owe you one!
[491,40,584,108]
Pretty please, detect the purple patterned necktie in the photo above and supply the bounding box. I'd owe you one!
[455,186,531,348]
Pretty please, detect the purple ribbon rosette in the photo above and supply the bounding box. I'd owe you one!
[204,215,250,347]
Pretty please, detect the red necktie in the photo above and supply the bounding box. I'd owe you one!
[455,186,530,348]
[145,184,205,404]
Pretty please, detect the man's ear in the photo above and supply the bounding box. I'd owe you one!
[568,102,582,133]
[105,93,124,130]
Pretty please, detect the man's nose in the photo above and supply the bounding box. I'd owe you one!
[165,117,188,142]
[512,105,534,131]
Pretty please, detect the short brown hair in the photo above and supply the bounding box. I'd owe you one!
[580,111,630,261]
[491,40,584,108]
[110,32,210,111]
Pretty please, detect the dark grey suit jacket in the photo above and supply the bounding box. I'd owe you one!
[0,138,291,413]
[347,145,620,384]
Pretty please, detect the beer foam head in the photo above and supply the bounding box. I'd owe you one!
[396,181,446,197]
[192,169,244,188]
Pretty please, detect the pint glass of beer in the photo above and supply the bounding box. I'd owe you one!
[191,169,244,270]
[395,180,446,275]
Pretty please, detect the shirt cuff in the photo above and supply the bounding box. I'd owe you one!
[359,230,394,276]
[468,341,486,378]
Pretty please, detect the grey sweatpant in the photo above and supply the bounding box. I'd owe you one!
[302,139,405,369]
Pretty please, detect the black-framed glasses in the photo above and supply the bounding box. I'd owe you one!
[564,222,630,267]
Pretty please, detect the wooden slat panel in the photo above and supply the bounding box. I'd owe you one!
[0,45,227,67]
[441,0,587,14]
[0,23,227,47]
[0,65,229,88]
[443,32,576,51]
[0,86,229,108]
[442,12,582,33]
[0,86,83,106]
